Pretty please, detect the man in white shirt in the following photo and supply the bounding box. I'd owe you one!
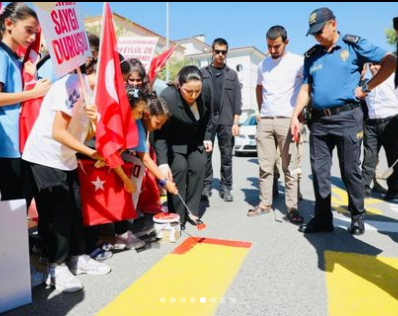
[362,63,398,200]
[247,25,304,224]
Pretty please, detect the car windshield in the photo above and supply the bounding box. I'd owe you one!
[241,115,257,126]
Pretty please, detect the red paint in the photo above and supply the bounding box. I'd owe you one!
[172,237,252,255]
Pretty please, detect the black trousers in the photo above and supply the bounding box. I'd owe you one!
[310,107,364,224]
[168,149,207,224]
[28,163,86,263]
[0,157,24,201]
[204,120,233,190]
[362,115,398,194]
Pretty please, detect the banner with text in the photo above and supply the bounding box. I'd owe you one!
[34,2,91,78]
[117,37,158,71]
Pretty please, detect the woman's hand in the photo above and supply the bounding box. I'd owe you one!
[165,180,178,195]
[204,141,213,152]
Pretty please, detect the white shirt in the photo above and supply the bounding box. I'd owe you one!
[365,73,398,119]
[23,74,92,171]
[257,51,303,117]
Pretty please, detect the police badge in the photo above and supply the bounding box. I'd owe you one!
[340,50,349,62]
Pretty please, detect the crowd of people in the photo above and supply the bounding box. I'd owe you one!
[0,2,397,296]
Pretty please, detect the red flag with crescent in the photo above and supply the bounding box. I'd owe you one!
[95,2,138,168]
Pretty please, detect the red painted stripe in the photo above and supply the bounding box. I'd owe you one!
[172,237,252,255]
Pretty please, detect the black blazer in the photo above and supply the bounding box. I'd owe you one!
[154,85,213,165]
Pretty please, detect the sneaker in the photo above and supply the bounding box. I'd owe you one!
[67,255,111,275]
[89,248,113,261]
[30,265,46,287]
[115,231,146,250]
[46,263,83,293]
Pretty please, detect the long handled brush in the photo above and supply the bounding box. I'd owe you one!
[177,193,207,230]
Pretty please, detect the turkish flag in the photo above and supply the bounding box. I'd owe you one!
[95,2,138,168]
[147,45,178,82]
[78,159,137,226]
[19,28,43,153]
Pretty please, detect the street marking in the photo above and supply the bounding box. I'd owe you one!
[96,237,251,316]
[332,187,383,215]
[333,216,398,234]
[325,251,398,316]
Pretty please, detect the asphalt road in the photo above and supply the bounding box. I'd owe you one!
[4,142,398,316]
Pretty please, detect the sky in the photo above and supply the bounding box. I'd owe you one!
[75,2,397,55]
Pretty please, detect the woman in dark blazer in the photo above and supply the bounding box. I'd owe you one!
[154,66,213,229]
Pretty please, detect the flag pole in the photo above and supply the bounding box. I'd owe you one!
[166,2,170,82]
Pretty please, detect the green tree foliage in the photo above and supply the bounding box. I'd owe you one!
[157,57,199,82]
[385,28,397,46]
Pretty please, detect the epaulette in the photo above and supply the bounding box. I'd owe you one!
[343,34,361,44]
[304,45,320,58]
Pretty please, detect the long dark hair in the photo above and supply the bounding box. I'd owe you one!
[171,65,203,88]
[0,2,38,40]
[125,85,147,111]
[147,93,170,118]
[121,58,151,95]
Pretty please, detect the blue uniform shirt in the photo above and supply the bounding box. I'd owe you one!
[130,119,148,153]
[303,34,387,109]
[0,42,23,158]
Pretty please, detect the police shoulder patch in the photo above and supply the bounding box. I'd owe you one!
[343,34,361,44]
[304,45,320,58]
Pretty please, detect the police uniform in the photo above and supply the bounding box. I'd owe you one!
[303,34,387,231]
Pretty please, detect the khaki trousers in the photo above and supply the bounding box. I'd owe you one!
[256,117,300,209]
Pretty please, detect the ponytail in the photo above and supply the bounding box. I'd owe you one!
[0,2,38,40]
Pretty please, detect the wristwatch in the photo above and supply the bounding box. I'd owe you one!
[158,178,167,187]
[361,83,371,94]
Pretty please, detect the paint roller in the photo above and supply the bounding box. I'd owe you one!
[177,193,207,230]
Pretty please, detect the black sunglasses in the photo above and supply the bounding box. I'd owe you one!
[214,49,227,55]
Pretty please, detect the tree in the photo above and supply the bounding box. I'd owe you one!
[157,57,199,82]
[385,28,397,46]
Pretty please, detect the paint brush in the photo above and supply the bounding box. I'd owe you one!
[177,193,207,230]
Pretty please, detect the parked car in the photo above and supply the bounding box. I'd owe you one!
[234,114,257,156]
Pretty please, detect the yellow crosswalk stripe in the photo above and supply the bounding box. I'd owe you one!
[325,251,398,316]
[97,237,251,316]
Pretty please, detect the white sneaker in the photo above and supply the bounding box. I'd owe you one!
[30,265,46,287]
[115,231,146,250]
[46,264,83,293]
[67,255,111,275]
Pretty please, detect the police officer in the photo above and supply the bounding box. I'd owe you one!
[290,7,396,235]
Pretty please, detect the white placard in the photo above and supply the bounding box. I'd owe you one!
[34,2,91,78]
[0,200,31,314]
[122,154,145,208]
[117,37,159,71]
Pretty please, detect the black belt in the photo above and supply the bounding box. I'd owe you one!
[312,103,360,118]
[367,114,398,124]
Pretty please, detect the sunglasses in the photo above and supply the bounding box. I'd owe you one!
[214,49,227,55]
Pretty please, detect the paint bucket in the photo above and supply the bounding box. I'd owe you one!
[153,213,181,243]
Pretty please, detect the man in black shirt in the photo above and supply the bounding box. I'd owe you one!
[201,38,242,202]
